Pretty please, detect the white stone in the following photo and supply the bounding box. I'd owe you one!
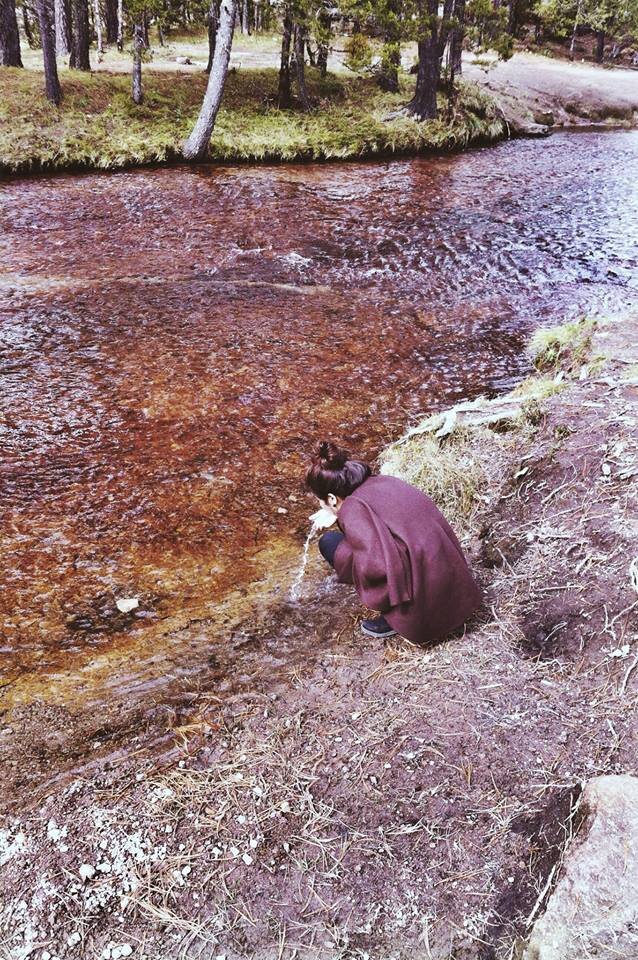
[525,775,638,960]
[79,864,96,881]
[116,597,139,613]
[67,932,81,947]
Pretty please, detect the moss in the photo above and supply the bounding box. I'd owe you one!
[0,67,506,174]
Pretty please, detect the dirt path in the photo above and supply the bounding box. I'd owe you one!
[2,316,637,959]
[464,52,638,132]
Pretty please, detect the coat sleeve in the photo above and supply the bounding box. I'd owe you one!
[335,499,413,612]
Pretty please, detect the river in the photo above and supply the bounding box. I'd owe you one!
[2,130,638,804]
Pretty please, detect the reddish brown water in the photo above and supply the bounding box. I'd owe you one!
[2,131,638,800]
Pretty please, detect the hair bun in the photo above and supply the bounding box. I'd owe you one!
[317,440,348,470]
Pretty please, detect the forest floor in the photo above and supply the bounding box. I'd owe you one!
[1,33,638,173]
[2,316,637,959]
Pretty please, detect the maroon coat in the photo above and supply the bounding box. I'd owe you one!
[333,474,481,644]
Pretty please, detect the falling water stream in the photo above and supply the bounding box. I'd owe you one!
[2,130,638,805]
[289,522,320,602]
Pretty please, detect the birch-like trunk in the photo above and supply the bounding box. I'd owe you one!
[93,0,103,57]
[54,0,70,55]
[293,23,309,110]
[116,0,123,50]
[277,6,292,107]
[132,21,143,102]
[0,0,23,65]
[36,0,62,103]
[206,0,219,73]
[569,0,582,59]
[182,0,237,160]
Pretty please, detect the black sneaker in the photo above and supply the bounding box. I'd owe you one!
[360,616,397,638]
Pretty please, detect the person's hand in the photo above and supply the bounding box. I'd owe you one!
[310,504,337,529]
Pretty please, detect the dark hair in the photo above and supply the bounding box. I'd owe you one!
[306,441,372,500]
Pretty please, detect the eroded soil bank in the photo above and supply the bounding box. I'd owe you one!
[2,315,637,960]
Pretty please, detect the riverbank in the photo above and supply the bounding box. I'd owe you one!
[3,41,638,174]
[2,314,637,959]
[0,68,504,174]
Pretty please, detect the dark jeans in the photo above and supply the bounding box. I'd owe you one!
[319,530,344,568]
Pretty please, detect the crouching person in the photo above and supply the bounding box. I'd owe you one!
[306,441,482,642]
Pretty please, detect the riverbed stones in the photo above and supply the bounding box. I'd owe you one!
[525,775,638,960]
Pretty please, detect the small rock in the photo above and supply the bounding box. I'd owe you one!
[79,864,96,881]
[533,109,555,126]
[67,932,81,947]
[242,853,253,865]
[116,597,139,614]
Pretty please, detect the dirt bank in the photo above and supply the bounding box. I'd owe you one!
[2,315,637,959]
[465,52,638,134]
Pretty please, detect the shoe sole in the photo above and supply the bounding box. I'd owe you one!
[360,625,397,638]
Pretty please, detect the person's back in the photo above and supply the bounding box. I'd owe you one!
[306,442,481,644]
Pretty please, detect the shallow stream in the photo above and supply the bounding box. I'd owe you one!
[2,131,638,803]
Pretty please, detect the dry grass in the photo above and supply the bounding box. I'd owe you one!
[378,429,496,534]
[529,317,597,374]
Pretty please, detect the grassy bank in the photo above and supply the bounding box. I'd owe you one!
[0,66,505,174]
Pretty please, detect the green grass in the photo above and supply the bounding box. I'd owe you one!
[0,66,506,174]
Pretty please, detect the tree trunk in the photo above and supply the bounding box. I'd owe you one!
[206,0,219,73]
[157,21,164,45]
[23,3,35,46]
[293,23,309,109]
[317,42,327,76]
[376,0,399,91]
[240,0,248,34]
[0,0,23,65]
[69,0,90,68]
[116,0,122,50]
[36,0,61,102]
[277,5,292,108]
[316,4,331,77]
[132,21,143,102]
[54,0,70,54]
[409,34,439,118]
[406,0,453,120]
[253,0,260,32]
[595,29,605,63]
[104,0,116,43]
[569,0,582,59]
[450,0,465,78]
[92,0,103,56]
[182,0,237,160]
